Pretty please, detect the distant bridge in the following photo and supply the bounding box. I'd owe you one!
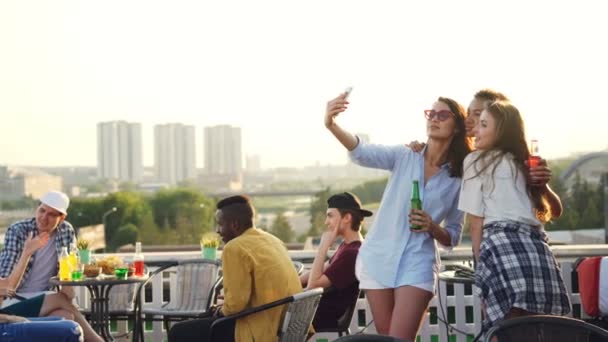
[559,151,608,182]
[207,189,323,198]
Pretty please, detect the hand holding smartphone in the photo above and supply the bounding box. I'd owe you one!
[344,86,353,99]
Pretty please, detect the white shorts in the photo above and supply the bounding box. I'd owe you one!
[355,256,436,294]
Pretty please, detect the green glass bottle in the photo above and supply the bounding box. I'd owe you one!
[410,180,422,230]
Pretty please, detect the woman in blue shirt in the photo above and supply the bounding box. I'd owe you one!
[324,92,472,340]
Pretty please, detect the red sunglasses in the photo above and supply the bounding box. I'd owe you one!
[424,109,454,121]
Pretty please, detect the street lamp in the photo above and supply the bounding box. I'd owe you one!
[102,207,117,251]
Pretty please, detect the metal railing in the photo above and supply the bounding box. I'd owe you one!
[73,245,608,342]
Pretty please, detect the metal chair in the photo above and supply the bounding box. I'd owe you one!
[293,260,305,275]
[134,259,222,342]
[483,315,608,342]
[314,288,361,337]
[209,287,324,342]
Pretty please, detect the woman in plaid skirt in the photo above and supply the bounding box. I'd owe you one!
[458,100,571,334]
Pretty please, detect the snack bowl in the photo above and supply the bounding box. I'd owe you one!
[83,265,102,278]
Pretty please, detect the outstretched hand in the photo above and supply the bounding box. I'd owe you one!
[324,93,350,128]
[23,232,50,256]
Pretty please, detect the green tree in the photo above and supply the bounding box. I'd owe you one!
[110,223,139,249]
[271,211,294,243]
[350,177,388,204]
[580,199,602,229]
[306,187,331,238]
[138,212,164,245]
[102,191,151,250]
[0,196,37,210]
[546,170,605,231]
[149,188,214,233]
[67,197,104,228]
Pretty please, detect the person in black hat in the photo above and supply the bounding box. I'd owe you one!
[300,192,372,330]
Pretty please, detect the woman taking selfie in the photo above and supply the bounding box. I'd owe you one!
[324,91,471,340]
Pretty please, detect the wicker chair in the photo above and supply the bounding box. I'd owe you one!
[134,259,222,342]
[209,287,324,342]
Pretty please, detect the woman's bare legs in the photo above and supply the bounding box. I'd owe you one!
[365,289,394,335]
[389,285,433,341]
[39,293,103,342]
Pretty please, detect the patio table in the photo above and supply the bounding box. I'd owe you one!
[50,274,148,342]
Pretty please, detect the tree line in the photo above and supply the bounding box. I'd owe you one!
[2,167,605,248]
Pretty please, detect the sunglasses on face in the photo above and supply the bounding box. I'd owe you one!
[424,109,454,121]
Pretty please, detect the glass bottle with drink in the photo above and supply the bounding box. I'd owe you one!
[59,246,72,281]
[528,139,540,168]
[133,241,145,277]
[68,242,78,270]
[410,180,422,230]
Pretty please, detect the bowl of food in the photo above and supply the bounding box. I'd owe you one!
[83,264,102,278]
[97,255,124,275]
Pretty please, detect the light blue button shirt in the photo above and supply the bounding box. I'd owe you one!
[350,140,464,287]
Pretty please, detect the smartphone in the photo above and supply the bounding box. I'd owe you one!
[344,86,353,99]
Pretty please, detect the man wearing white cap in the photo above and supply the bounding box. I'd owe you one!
[0,190,75,294]
[0,190,104,341]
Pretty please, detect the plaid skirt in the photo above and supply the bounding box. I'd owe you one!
[475,220,571,332]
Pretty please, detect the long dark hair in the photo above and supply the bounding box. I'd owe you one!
[437,97,473,177]
[468,101,550,222]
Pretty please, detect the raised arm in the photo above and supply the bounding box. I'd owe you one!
[325,93,358,150]
[306,230,338,289]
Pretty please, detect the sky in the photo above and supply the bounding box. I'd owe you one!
[1,0,607,169]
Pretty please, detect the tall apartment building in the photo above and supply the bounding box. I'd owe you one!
[97,121,143,182]
[154,123,196,185]
[204,125,242,176]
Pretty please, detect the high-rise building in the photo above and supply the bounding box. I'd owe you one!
[97,121,143,182]
[154,123,196,185]
[204,125,242,176]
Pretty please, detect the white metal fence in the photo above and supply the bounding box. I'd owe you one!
[74,245,608,342]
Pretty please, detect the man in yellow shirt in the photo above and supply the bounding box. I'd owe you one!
[168,195,304,342]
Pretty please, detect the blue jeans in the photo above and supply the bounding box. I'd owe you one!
[0,316,83,342]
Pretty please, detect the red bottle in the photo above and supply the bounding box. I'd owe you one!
[133,242,145,277]
[528,139,540,168]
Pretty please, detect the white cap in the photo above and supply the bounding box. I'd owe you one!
[40,190,70,215]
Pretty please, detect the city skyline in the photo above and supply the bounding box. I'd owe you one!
[1,1,607,169]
